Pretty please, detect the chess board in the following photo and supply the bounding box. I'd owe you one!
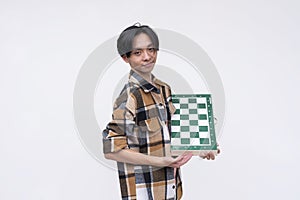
[171,94,217,156]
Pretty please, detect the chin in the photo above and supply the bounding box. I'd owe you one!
[144,66,154,72]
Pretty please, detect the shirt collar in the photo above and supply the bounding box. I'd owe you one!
[129,70,161,94]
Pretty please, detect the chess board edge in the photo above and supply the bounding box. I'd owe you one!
[171,150,218,157]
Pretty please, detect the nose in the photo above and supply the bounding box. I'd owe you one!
[142,50,151,61]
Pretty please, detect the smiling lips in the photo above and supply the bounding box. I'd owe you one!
[143,62,154,67]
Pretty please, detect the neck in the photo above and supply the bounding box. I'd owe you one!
[132,70,153,84]
[144,75,152,84]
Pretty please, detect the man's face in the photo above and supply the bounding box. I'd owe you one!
[122,33,157,77]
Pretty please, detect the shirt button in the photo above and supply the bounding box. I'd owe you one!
[172,185,176,189]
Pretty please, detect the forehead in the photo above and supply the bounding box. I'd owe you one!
[132,33,153,49]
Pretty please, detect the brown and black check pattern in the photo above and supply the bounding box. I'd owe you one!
[102,70,183,200]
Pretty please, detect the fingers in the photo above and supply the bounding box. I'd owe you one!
[180,153,193,164]
[201,151,217,160]
[216,143,221,154]
[169,153,193,168]
[207,152,215,160]
[199,143,221,160]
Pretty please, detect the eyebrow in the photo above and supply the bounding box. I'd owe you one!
[132,43,154,50]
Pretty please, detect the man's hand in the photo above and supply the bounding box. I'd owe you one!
[164,153,193,168]
[200,145,221,160]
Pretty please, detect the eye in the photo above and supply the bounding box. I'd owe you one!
[148,48,155,52]
[133,50,141,56]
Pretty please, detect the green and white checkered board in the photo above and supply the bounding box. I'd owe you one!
[171,94,217,156]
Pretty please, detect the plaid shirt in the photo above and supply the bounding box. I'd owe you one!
[103,70,183,200]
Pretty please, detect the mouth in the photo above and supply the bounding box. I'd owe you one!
[143,62,154,67]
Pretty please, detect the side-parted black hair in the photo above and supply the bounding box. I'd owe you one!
[117,23,159,57]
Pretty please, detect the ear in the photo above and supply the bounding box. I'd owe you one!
[121,55,129,63]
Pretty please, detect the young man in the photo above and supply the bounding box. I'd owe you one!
[102,24,217,200]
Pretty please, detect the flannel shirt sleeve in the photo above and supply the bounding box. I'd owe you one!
[169,98,176,116]
[102,92,136,154]
[165,85,176,116]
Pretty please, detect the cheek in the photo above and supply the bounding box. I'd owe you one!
[131,61,140,68]
[152,53,157,60]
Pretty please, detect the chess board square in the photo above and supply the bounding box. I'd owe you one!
[199,114,207,120]
[174,104,180,109]
[189,120,198,126]
[189,114,199,120]
[189,126,199,132]
[199,126,208,132]
[171,138,181,145]
[180,98,188,103]
[172,126,180,132]
[181,109,189,114]
[198,120,209,126]
[180,104,188,109]
[181,138,190,144]
[189,109,198,114]
[180,126,189,132]
[190,138,200,145]
[172,98,180,103]
[180,115,189,120]
[190,132,199,138]
[197,108,207,114]
[188,103,197,109]
[172,114,180,120]
[198,103,206,109]
[188,98,197,103]
[200,138,210,144]
[171,132,180,138]
[180,120,189,126]
[197,98,206,103]
[199,132,209,138]
[180,132,190,138]
[171,120,180,126]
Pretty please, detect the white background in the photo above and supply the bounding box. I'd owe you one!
[1,0,300,199]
